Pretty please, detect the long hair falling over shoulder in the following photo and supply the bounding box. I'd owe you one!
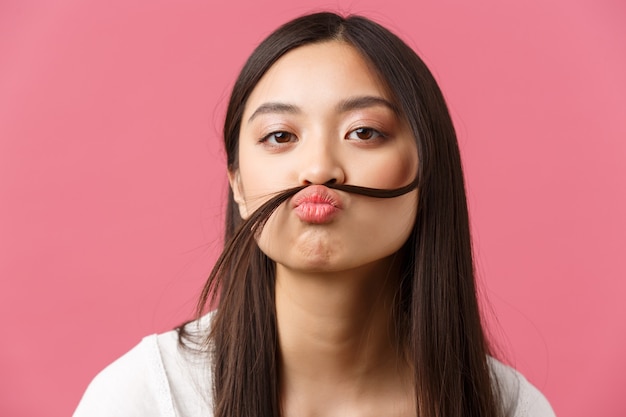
[179,12,504,417]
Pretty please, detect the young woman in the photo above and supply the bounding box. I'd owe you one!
[74,12,555,417]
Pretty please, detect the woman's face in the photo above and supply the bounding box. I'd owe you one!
[231,41,418,273]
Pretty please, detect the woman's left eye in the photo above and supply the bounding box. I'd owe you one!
[346,127,385,141]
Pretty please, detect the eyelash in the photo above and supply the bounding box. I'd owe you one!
[259,131,297,145]
[345,127,386,141]
[259,127,387,147]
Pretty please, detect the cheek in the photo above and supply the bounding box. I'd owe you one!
[357,146,418,190]
[236,154,289,211]
[387,153,417,186]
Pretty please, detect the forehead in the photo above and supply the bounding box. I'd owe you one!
[242,41,392,119]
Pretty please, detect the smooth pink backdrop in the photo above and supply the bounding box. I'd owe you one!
[1,1,624,416]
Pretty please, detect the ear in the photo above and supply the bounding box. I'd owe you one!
[227,169,249,219]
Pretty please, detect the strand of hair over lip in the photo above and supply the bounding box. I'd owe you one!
[196,176,419,315]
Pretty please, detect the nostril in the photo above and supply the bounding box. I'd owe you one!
[325,178,337,185]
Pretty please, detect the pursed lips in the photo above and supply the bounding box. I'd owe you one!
[291,185,342,224]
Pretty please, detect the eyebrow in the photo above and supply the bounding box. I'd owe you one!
[246,95,399,123]
[247,102,301,123]
[336,96,399,115]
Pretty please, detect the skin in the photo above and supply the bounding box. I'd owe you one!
[230,41,419,417]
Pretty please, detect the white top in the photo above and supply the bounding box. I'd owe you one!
[74,316,556,417]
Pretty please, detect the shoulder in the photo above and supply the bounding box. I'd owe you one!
[488,357,557,417]
[73,314,215,417]
[73,335,174,417]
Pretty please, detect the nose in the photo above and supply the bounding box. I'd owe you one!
[297,140,346,186]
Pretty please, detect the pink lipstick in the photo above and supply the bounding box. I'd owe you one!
[292,185,342,224]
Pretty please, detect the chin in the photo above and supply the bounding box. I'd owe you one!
[275,245,340,272]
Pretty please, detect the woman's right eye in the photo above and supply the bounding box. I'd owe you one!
[260,131,297,145]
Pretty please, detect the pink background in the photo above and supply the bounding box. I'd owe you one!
[1,0,624,416]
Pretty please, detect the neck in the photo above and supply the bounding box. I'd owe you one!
[275,255,412,410]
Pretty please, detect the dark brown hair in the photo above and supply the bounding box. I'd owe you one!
[180,12,504,417]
